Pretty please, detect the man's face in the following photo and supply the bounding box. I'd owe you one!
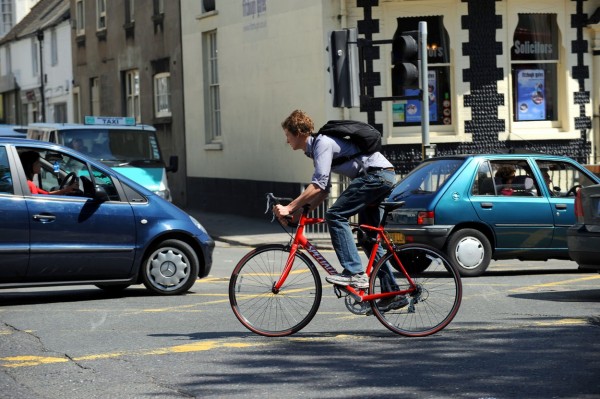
[284,129,304,151]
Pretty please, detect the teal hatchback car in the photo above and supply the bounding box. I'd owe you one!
[386,154,600,276]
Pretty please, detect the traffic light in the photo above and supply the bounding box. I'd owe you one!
[327,28,360,108]
[391,30,419,95]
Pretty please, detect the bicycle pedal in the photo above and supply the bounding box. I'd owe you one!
[335,286,362,303]
[333,286,347,299]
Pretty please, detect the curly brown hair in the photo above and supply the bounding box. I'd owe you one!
[495,165,516,183]
[281,110,314,137]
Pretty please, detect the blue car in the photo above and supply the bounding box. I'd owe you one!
[0,138,214,294]
[385,154,600,276]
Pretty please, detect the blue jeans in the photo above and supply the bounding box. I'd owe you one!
[325,169,396,275]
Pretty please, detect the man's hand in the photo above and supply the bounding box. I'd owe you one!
[273,204,290,219]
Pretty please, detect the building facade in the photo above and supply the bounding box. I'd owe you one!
[70,0,188,206]
[0,0,71,125]
[0,0,39,38]
[182,0,600,216]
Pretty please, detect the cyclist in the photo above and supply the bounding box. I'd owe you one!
[274,110,404,311]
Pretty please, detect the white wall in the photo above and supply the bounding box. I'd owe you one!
[181,0,344,186]
[43,21,73,123]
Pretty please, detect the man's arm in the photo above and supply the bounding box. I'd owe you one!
[274,183,328,219]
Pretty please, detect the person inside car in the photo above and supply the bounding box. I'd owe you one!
[496,165,516,196]
[19,150,78,195]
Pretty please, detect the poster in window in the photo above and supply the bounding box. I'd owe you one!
[516,69,545,121]
[393,71,438,124]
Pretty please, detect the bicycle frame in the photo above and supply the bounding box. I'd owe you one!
[272,210,418,302]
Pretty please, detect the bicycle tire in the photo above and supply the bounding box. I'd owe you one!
[229,244,322,337]
[369,243,462,337]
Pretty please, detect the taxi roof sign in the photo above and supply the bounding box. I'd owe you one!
[84,116,136,126]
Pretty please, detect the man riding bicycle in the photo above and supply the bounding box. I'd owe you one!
[273,110,405,311]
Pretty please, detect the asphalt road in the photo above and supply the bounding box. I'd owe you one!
[1,243,599,399]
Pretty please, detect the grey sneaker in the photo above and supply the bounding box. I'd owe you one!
[366,295,409,316]
[325,272,369,289]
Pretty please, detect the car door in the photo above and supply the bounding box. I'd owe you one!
[16,146,137,281]
[470,158,555,250]
[0,145,29,282]
[534,159,599,249]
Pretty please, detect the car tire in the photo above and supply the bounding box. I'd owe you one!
[141,239,199,295]
[446,228,492,277]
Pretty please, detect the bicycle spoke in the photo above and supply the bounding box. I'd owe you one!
[229,245,322,336]
[370,244,462,337]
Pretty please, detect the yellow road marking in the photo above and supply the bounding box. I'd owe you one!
[510,275,600,292]
[0,335,357,369]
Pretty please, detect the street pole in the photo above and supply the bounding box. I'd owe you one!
[419,21,432,159]
[36,30,46,122]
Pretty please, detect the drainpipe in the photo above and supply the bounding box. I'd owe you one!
[339,0,349,120]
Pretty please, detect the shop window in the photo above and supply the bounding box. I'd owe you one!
[510,14,559,122]
[392,16,452,127]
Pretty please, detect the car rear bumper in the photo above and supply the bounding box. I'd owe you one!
[385,225,454,249]
[567,225,600,270]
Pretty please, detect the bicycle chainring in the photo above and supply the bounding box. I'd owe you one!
[344,296,370,315]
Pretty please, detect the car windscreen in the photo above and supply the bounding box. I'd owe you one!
[389,158,465,201]
[60,129,163,165]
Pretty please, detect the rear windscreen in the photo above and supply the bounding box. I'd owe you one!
[389,159,464,200]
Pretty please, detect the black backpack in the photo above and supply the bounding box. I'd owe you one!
[315,120,382,166]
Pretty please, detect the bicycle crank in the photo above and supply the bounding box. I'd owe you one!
[333,286,369,315]
[344,296,369,315]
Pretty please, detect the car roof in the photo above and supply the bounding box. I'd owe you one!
[27,122,156,131]
[423,153,579,162]
[0,125,27,137]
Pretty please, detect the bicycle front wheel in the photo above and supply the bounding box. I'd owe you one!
[229,244,322,337]
[370,244,462,337]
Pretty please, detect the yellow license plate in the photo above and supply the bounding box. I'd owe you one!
[386,232,405,244]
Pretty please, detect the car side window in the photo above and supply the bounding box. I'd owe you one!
[472,161,496,195]
[0,147,14,194]
[91,165,120,201]
[535,160,597,197]
[473,160,544,197]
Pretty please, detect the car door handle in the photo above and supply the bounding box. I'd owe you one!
[554,204,567,210]
[33,214,56,222]
[480,202,493,209]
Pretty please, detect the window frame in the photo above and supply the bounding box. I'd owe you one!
[203,30,221,146]
[90,77,100,116]
[96,0,106,31]
[153,72,171,118]
[508,12,561,129]
[75,0,85,36]
[125,69,141,123]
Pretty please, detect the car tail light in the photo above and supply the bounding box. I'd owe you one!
[417,211,434,225]
[574,188,584,223]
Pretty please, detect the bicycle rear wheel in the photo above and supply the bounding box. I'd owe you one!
[370,244,462,337]
[229,244,322,337]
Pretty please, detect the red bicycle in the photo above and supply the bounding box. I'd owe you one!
[229,193,462,337]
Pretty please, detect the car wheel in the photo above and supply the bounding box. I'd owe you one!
[446,228,492,277]
[141,239,199,295]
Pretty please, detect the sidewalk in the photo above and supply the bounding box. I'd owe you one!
[185,208,333,249]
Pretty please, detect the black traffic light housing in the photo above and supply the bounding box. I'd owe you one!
[391,30,419,94]
[327,28,360,108]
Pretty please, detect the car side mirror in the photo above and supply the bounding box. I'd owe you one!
[94,185,110,202]
[166,155,179,173]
